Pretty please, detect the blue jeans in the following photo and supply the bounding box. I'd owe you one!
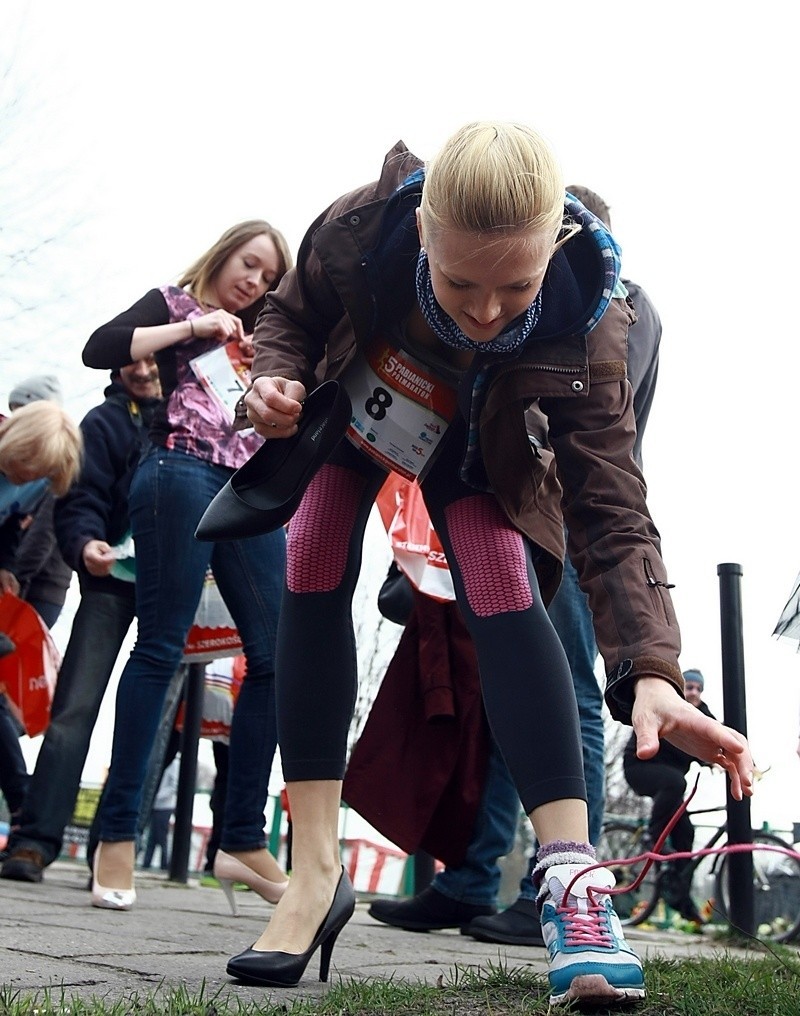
[432,554,603,905]
[432,737,522,905]
[9,585,135,865]
[546,553,603,846]
[97,448,285,851]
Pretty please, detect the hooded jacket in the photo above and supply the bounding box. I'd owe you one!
[251,142,683,721]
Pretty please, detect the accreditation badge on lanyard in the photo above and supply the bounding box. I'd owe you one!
[341,337,459,482]
[189,341,252,428]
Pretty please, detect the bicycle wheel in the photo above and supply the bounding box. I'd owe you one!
[714,831,800,942]
[598,820,660,926]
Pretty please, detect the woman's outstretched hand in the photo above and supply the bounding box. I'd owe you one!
[245,376,306,438]
[631,676,754,801]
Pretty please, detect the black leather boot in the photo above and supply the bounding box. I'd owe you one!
[464,897,545,946]
[368,886,495,931]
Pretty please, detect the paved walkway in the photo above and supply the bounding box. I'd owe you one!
[0,860,787,1007]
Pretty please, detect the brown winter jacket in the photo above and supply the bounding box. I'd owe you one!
[250,143,683,722]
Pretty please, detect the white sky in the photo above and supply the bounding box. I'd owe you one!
[3,1,799,834]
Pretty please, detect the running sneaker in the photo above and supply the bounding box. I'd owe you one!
[540,863,646,1008]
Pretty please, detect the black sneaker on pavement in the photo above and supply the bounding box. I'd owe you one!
[0,847,46,883]
[368,885,495,931]
[464,897,545,946]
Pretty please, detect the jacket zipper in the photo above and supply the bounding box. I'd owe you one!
[643,557,675,590]
[491,361,584,380]
[642,558,675,626]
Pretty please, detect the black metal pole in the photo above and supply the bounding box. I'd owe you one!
[168,661,205,883]
[717,562,754,936]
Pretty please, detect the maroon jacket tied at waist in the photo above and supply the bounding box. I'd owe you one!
[343,593,490,867]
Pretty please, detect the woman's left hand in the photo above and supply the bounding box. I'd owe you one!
[631,676,754,800]
[192,308,245,343]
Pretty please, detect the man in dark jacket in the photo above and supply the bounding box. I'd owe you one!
[1,358,161,882]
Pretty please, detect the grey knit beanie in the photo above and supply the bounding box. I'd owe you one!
[8,375,63,410]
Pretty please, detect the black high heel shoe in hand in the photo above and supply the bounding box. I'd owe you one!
[195,380,351,541]
[226,867,355,987]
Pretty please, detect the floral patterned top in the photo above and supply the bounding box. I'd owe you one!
[82,286,263,471]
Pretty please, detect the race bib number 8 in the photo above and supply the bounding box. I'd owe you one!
[343,339,458,481]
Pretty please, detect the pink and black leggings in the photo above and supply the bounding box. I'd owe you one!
[275,424,586,816]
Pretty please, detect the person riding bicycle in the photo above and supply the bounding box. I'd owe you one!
[623,669,714,923]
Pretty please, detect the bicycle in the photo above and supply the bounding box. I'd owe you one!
[598,806,800,942]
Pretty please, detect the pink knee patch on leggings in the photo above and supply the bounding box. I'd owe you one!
[286,465,366,593]
[444,496,533,617]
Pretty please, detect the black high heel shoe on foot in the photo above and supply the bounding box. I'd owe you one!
[226,866,355,987]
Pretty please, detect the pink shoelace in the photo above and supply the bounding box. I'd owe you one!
[558,894,614,949]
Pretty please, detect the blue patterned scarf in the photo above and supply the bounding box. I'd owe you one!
[414,248,543,486]
[415,247,543,354]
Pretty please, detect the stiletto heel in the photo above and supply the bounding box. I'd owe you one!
[226,866,356,987]
[213,850,289,916]
[318,925,344,982]
[218,876,239,917]
[91,843,136,911]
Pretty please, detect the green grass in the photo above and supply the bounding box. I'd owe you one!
[3,954,800,1016]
